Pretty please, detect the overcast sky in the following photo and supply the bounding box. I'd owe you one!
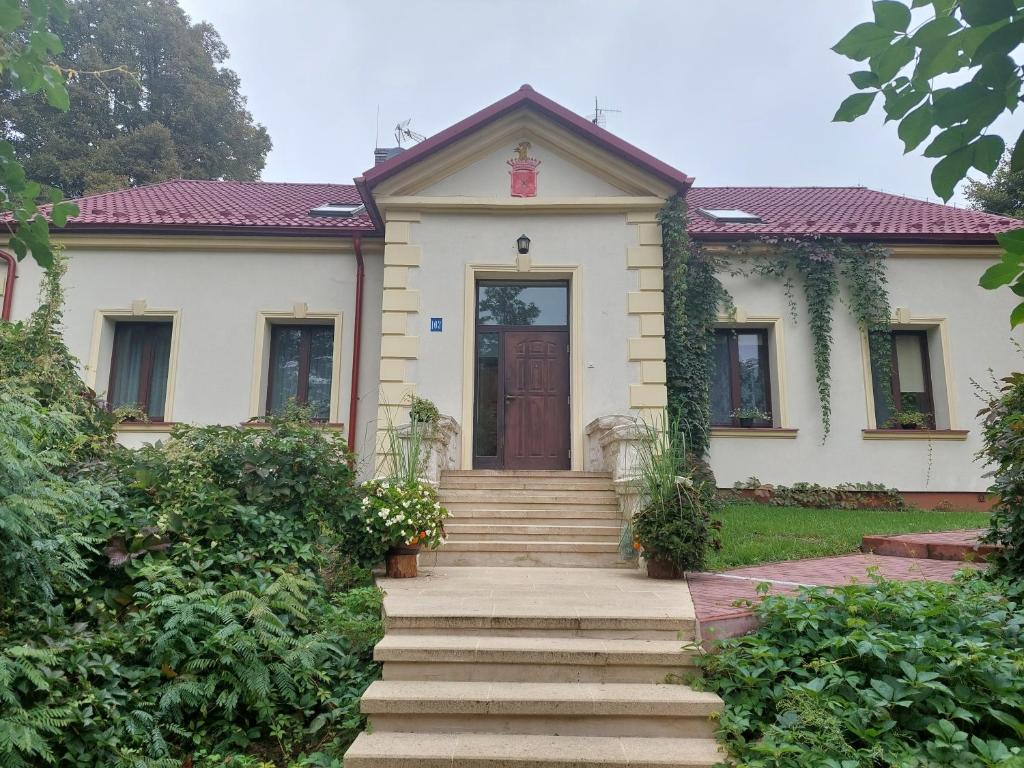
[175,0,1005,205]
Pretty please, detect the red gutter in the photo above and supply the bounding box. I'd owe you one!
[347,234,365,452]
[1,251,15,321]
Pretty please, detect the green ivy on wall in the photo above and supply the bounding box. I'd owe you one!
[659,197,894,450]
[658,197,732,455]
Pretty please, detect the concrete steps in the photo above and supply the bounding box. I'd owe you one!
[345,732,724,767]
[436,470,629,569]
[361,680,721,738]
[375,635,698,683]
[342,476,723,768]
[446,523,622,542]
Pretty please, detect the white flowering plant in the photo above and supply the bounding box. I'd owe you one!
[360,479,449,550]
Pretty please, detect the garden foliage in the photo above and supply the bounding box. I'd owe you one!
[728,477,906,511]
[0,270,383,766]
[700,574,1024,767]
[980,371,1024,578]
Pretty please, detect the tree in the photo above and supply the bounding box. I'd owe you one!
[0,0,271,198]
[966,152,1024,219]
[831,0,1024,326]
[1,0,78,268]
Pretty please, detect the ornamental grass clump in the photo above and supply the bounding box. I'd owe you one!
[631,420,720,577]
[360,479,449,551]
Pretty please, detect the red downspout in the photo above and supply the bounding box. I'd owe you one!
[1,251,16,321]
[347,234,365,452]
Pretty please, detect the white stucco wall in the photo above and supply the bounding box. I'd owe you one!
[708,254,1023,492]
[408,211,641,431]
[11,243,384,466]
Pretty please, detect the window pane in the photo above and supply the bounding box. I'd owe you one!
[868,331,894,427]
[110,322,172,420]
[268,326,302,414]
[477,283,568,326]
[736,332,769,417]
[110,325,146,410]
[895,333,931,418]
[474,332,499,456]
[710,332,733,426]
[145,324,172,420]
[307,326,334,421]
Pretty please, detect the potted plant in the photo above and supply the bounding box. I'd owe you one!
[632,421,720,579]
[361,479,449,578]
[885,409,929,430]
[731,406,770,428]
[409,395,440,426]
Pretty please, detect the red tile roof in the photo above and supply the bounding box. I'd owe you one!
[47,180,1017,243]
[687,186,1019,241]
[53,179,376,234]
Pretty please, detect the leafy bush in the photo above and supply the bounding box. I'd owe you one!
[631,422,720,572]
[699,574,1024,767]
[979,371,1024,578]
[0,276,383,768]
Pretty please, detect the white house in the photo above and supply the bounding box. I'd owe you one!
[4,85,1020,507]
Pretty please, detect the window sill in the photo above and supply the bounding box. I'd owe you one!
[710,427,798,439]
[116,421,176,433]
[861,429,969,441]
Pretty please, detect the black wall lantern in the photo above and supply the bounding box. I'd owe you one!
[516,234,531,255]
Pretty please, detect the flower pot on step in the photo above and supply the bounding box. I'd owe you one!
[385,544,420,578]
[646,557,683,580]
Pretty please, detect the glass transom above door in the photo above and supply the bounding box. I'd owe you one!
[476,282,568,326]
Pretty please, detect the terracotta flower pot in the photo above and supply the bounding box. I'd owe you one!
[646,557,683,580]
[385,543,421,578]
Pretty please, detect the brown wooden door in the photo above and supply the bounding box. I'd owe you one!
[502,330,570,470]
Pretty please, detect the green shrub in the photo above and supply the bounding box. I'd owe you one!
[699,573,1024,767]
[979,371,1024,578]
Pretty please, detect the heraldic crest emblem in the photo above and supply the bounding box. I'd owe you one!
[507,141,540,198]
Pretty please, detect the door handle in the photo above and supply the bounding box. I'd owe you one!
[505,394,518,402]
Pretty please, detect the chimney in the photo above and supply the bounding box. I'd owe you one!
[374,147,404,166]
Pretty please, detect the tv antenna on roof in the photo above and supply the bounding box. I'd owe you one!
[589,97,621,128]
[395,119,426,147]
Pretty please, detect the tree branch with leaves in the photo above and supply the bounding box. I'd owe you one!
[832,0,1024,326]
[1,0,78,268]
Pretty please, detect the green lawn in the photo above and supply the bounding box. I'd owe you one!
[706,503,991,571]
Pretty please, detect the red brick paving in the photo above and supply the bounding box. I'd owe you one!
[862,529,998,561]
[691,553,982,645]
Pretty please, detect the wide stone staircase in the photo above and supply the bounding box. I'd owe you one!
[343,471,724,767]
[424,470,631,568]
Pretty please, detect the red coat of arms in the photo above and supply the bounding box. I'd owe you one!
[508,141,540,197]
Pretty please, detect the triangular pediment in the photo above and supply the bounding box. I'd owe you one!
[360,87,689,208]
[371,112,676,199]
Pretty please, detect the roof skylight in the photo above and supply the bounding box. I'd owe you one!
[697,208,763,224]
[309,203,364,218]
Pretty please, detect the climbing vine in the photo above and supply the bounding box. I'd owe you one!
[659,198,894,449]
[658,197,732,455]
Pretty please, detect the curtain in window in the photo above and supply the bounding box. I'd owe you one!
[268,327,303,415]
[145,324,172,419]
[110,325,145,410]
[711,333,733,425]
[307,326,334,420]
